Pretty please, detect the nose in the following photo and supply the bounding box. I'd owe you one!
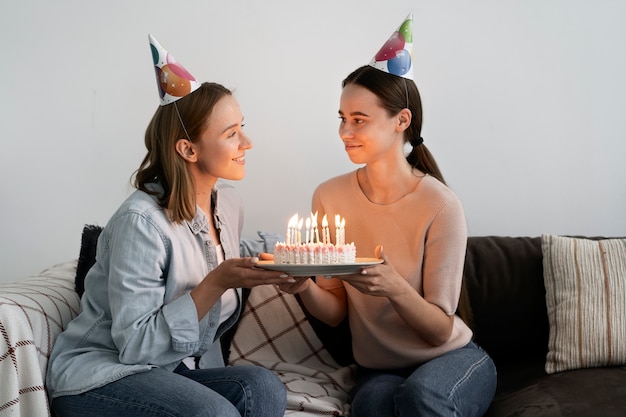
[240,131,253,150]
[339,123,352,140]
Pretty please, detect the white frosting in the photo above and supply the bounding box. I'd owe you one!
[274,242,356,264]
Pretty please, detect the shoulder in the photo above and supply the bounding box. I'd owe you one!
[114,188,164,219]
[420,175,462,206]
[314,171,355,195]
[414,175,465,224]
[109,189,170,228]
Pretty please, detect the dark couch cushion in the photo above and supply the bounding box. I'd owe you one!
[463,236,548,369]
[485,366,626,417]
[75,224,103,297]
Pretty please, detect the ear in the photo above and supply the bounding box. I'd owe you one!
[175,139,197,162]
[396,108,412,132]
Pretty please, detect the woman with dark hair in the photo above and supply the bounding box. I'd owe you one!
[279,16,496,417]
[46,36,288,417]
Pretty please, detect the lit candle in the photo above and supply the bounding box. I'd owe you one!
[335,214,341,245]
[339,217,346,246]
[287,213,298,245]
[305,217,311,244]
[297,217,303,244]
[322,214,329,244]
[311,211,320,243]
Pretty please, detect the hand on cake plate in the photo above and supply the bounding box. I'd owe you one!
[334,245,409,298]
[276,275,312,294]
[210,256,296,289]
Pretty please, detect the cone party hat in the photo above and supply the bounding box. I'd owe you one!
[149,34,201,106]
[368,13,413,80]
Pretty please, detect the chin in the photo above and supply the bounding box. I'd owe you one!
[347,155,365,165]
[225,171,246,181]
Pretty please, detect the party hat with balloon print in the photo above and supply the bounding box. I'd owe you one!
[149,34,201,106]
[368,13,413,79]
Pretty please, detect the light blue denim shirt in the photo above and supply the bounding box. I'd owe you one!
[46,182,244,399]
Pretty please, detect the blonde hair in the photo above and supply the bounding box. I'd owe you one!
[133,82,232,223]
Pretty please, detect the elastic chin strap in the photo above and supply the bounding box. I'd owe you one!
[174,101,192,141]
[403,77,409,109]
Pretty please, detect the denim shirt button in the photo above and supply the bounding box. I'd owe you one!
[209,322,216,328]
[192,223,200,233]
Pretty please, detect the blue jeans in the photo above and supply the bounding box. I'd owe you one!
[50,364,286,417]
[350,341,497,417]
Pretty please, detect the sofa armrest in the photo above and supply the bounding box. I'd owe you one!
[0,260,80,416]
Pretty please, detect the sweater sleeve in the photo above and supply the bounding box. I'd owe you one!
[422,193,468,315]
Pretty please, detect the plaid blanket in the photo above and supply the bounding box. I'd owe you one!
[0,260,80,417]
[229,284,356,416]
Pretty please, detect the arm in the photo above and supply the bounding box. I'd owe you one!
[345,246,454,346]
[191,256,292,319]
[278,277,347,327]
[107,212,290,365]
[339,197,467,347]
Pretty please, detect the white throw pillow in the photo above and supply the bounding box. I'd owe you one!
[542,235,626,374]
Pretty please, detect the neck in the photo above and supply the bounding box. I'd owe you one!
[190,170,217,216]
[358,161,421,205]
[194,183,215,218]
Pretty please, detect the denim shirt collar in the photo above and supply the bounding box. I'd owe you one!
[187,210,210,235]
[144,182,222,237]
[186,188,228,236]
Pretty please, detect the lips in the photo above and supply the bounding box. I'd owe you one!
[344,143,362,151]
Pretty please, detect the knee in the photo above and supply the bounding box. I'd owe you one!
[242,366,287,406]
[396,377,446,407]
[396,360,497,417]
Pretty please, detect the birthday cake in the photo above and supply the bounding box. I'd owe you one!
[273,213,357,264]
[274,242,356,265]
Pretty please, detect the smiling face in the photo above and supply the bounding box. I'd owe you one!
[338,83,406,165]
[183,94,252,184]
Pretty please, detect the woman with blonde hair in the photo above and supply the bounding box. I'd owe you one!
[46,35,288,417]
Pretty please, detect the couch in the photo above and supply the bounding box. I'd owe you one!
[1,229,625,417]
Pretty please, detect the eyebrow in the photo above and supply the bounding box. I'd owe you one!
[219,117,245,135]
[338,110,370,117]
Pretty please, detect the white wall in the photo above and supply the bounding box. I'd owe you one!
[2,0,625,283]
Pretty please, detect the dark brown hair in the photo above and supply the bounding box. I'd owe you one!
[342,66,476,323]
[342,65,446,185]
[133,82,232,223]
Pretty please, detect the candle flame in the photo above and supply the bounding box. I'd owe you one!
[322,214,328,227]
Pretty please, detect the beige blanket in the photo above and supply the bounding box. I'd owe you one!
[0,261,80,417]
